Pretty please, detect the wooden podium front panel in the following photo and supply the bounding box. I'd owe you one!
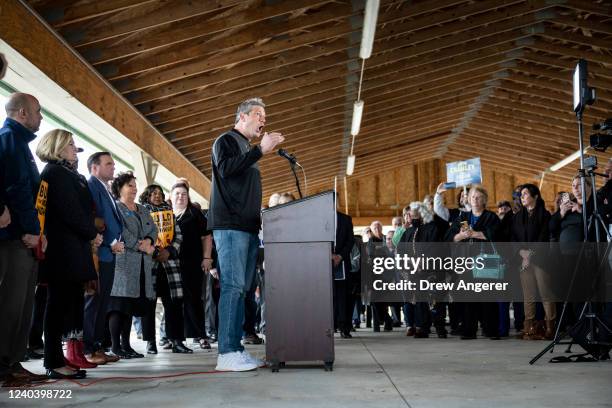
[265,241,334,365]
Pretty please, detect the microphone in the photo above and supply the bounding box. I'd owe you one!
[277,148,298,165]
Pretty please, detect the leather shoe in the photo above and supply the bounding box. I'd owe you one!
[122,348,144,358]
[172,342,193,354]
[96,350,119,363]
[340,331,352,339]
[26,349,43,360]
[46,368,86,379]
[147,342,158,354]
[107,350,131,359]
[406,327,416,336]
[84,353,107,365]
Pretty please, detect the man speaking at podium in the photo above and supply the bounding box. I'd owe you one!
[207,98,284,372]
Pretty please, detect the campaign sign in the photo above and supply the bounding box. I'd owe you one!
[446,157,482,187]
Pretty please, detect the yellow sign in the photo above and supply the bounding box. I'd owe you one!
[35,180,48,236]
[150,210,174,248]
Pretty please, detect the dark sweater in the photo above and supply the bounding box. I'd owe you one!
[207,128,263,234]
[0,118,40,239]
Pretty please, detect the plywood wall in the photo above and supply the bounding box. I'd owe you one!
[320,158,570,226]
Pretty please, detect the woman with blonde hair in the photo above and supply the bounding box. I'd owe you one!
[445,185,501,339]
[36,129,102,379]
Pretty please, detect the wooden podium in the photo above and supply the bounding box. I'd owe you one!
[261,190,335,372]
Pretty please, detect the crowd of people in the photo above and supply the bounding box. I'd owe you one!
[354,176,612,350]
[0,95,286,384]
[1,92,610,386]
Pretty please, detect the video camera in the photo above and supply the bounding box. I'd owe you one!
[590,118,612,152]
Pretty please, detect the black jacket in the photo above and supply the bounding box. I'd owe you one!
[39,163,97,283]
[445,210,500,243]
[0,118,41,239]
[207,129,263,234]
[511,206,551,243]
[400,221,441,244]
[333,211,354,280]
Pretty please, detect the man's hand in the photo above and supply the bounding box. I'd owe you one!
[111,241,125,254]
[259,131,285,154]
[22,234,39,249]
[332,254,342,267]
[0,206,11,228]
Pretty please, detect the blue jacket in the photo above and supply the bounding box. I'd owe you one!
[87,176,122,262]
[0,118,40,240]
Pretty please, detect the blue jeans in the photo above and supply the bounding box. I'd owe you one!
[213,230,259,354]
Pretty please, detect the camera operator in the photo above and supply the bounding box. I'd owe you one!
[596,158,612,228]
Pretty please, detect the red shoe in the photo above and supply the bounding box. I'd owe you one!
[64,357,80,370]
[65,339,97,369]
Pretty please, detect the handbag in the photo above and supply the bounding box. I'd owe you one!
[472,241,506,280]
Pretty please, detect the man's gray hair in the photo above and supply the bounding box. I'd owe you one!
[235,97,265,124]
[409,201,434,224]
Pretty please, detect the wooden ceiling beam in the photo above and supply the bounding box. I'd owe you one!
[0,0,211,199]
[461,122,573,154]
[498,78,611,117]
[520,50,612,80]
[36,0,156,28]
[505,70,612,109]
[106,8,356,86]
[87,0,332,65]
[529,37,612,65]
[465,117,576,150]
[560,0,612,17]
[540,25,612,49]
[174,85,482,158]
[154,44,521,132]
[100,2,354,80]
[550,15,612,36]
[169,63,504,147]
[64,0,243,47]
[143,31,526,122]
[137,25,530,113]
[115,1,552,93]
[158,66,496,137]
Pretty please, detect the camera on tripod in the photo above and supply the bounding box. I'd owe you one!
[590,118,612,152]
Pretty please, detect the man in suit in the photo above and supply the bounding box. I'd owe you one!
[82,152,124,364]
[333,210,355,338]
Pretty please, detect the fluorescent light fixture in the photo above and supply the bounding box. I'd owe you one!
[351,100,364,136]
[549,149,586,172]
[359,0,380,59]
[346,154,356,176]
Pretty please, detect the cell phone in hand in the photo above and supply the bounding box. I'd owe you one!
[561,193,570,204]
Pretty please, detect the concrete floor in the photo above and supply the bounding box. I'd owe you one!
[2,329,611,408]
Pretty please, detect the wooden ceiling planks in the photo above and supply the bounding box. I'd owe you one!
[22,0,612,202]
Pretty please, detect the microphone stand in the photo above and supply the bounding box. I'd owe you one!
[290,161,303,199]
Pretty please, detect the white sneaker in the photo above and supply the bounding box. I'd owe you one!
[241,350,266,368]
[215,351,257,372]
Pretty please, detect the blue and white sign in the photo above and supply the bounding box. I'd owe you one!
[446,157,482,187]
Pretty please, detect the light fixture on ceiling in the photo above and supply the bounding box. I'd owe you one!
[346,154,356,176]
[351,100,364,136]
[359,0,380,59]
[548,148,588,172]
